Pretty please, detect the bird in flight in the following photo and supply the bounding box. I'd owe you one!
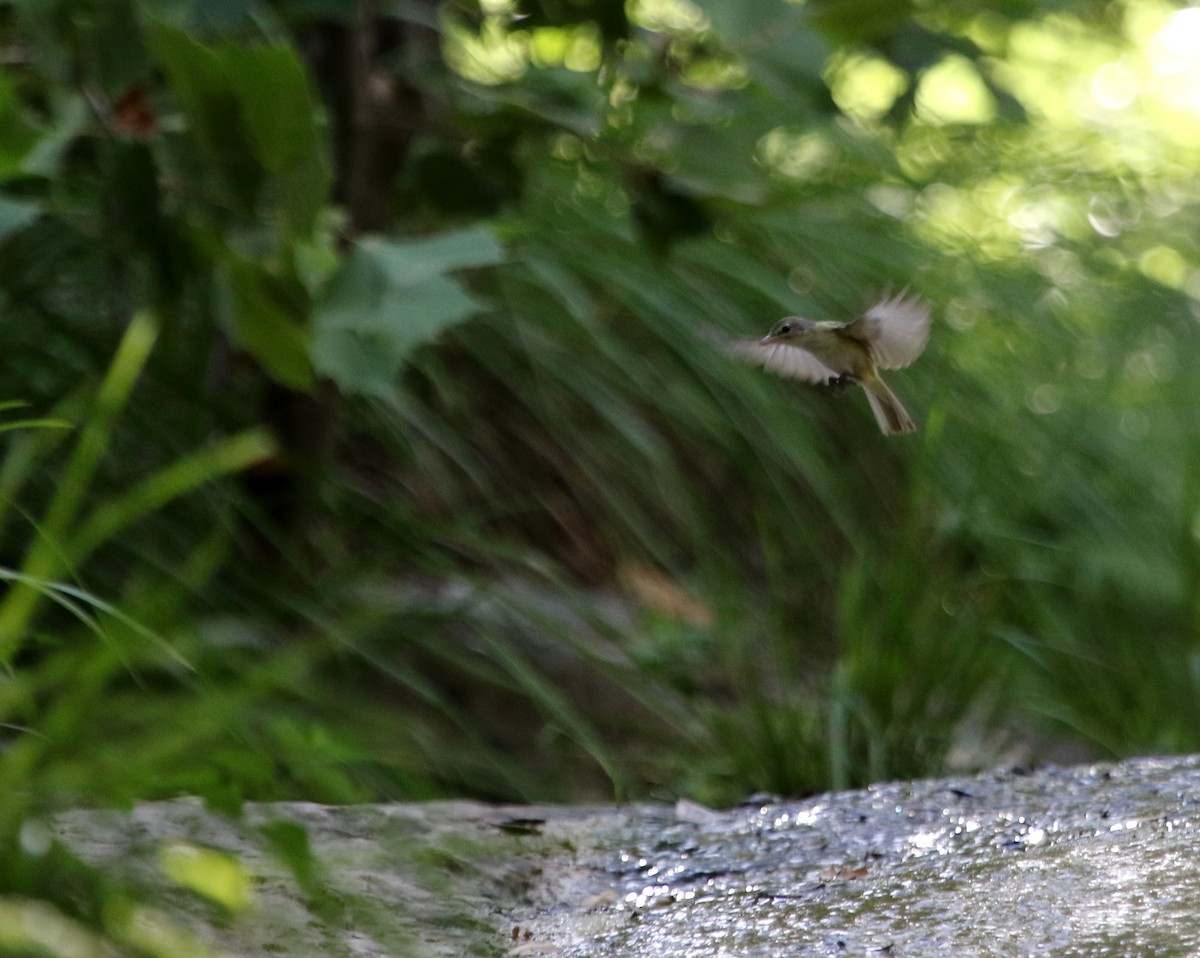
[725,291,932,435]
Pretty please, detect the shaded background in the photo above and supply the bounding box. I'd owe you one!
[1,0,1199,837]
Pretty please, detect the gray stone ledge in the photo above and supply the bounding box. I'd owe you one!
[52,754,1200,956]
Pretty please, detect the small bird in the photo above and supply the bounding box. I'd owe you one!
[726,291,932,435]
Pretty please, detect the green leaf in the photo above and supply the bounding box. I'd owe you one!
[0,197,40,241]
[356,229,507,286]
[700,0,827,98]
[86,0,150,93]
[221,42,330,231]
[216,249,315,390]
[703,0,791,41]
[808,0,915,43]
[0,72,44,179]
[312,228,505,397]
[258,820,317,891]
[749,22,830,96]
[0,418,71,434]
[309,329,402,402]
[222,45,318,173]
[20,95,89,178]
[148,22,329,232]
[150,24,258,204]
[159,843,253,913]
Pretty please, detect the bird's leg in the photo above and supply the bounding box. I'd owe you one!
[823,373,859,393]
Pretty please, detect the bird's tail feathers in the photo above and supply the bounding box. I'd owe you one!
[862,374,916,435]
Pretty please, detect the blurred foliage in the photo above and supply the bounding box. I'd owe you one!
[0,0,1199,938]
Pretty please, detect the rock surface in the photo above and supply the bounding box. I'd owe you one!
[54,754,1200,956]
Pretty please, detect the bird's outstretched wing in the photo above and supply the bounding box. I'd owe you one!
[724,339,840,383]
[846,291,931,369]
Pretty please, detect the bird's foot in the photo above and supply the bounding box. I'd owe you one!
[823,374,859,392]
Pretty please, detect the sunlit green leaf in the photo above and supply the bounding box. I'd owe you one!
[0,900,110,957]
[160,842,254,912]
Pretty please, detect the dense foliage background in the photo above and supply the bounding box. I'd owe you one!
[1,0,1200,942]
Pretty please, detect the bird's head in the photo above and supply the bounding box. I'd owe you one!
[760,316,815,345]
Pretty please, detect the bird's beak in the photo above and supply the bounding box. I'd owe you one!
[759,333,774,345]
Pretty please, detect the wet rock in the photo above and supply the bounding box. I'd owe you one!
[54,755,1200,956]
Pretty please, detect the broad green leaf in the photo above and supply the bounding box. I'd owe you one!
[222,44,320,173]
[321,273,485,338]
[0,72,43,179]
[460,68,604,137]
[808,0,915,42]
[356,230,506,287]
[216,250,315,391]
[749,22,830,96]
[699,0,828,98]
[0,197,40,241]
[150,24,262,210]
[20,94,89,178]
[140,0,255,33]
[222,42,330,231]
[86,0,150,92]
[703,0,793,41]
[148,23,329,232]
[258,820,318,891]
[312,228,504,397]
[310,329,403,402]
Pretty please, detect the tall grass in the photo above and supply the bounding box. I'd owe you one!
[2,148,1189,816]
[326,148,1200,802]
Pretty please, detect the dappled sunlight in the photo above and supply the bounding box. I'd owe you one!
[827,52,907,123]
[1143,5,1200,117]
[528,25,603,71]
[914,55,996,125]
[628,0,709,35]
[444,16,529,84]
[1138,244,1189,288]
[812,1,1200,284]
[756,128,836,180]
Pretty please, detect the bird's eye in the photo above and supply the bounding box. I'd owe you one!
[779,323,792,335]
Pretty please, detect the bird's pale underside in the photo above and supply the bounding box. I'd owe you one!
[726,291,932,436]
